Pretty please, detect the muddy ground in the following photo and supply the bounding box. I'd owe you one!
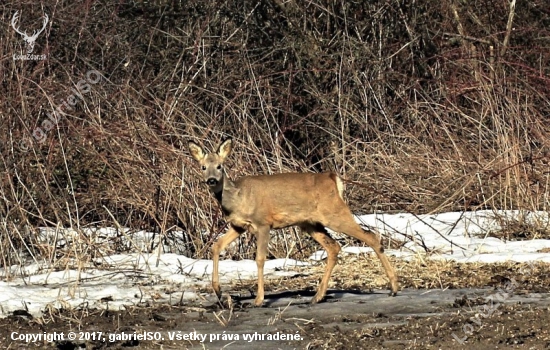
[1,259,550,349]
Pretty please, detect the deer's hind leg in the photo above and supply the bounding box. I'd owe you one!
[321,206,399,296]
[302,223,341,304]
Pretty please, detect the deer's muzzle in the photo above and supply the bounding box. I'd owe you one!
[206,178,218,186]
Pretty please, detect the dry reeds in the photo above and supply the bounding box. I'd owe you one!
[1,0,549,267]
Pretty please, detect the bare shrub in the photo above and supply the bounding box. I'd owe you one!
[1,0,549,265]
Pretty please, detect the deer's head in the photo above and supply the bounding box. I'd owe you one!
[189,138,233,193]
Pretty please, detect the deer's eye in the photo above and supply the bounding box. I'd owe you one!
[216,165,222,170]
[201,166,206,171]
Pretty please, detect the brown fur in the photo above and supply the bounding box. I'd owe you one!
[189,138,398,306]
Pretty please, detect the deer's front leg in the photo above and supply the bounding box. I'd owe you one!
[211,226,242,298]
[254,226,270,306]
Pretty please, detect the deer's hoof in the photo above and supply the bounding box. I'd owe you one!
[253,296,264,307]
[212,284,222,298]
[310,294,326,304]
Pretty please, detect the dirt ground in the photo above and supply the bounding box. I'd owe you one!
[1,258,550,349]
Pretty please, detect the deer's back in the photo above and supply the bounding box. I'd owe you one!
[229,172,344,229]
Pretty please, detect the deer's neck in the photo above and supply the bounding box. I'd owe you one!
[212,172,240,216]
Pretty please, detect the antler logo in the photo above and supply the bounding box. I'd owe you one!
[11,11,49,54]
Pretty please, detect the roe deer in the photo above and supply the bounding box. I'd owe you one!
[189,138,398,306]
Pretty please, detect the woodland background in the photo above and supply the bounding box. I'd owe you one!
[1,0,549,265]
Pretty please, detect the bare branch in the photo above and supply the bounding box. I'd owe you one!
[500,0,517,57]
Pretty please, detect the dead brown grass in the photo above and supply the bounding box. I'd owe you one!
[216,255,550,297]
[1,0,550,266]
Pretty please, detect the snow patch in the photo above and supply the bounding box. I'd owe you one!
[2,210,550,318]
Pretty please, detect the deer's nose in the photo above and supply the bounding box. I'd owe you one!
[206,178,218,186]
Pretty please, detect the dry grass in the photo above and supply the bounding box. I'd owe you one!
[1,0,550,267]
[215,255,550,297]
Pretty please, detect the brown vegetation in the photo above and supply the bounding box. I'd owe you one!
[1,0,550,266]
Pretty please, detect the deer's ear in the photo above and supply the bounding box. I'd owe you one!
[217,138,233,160]
[188,142,206,162]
